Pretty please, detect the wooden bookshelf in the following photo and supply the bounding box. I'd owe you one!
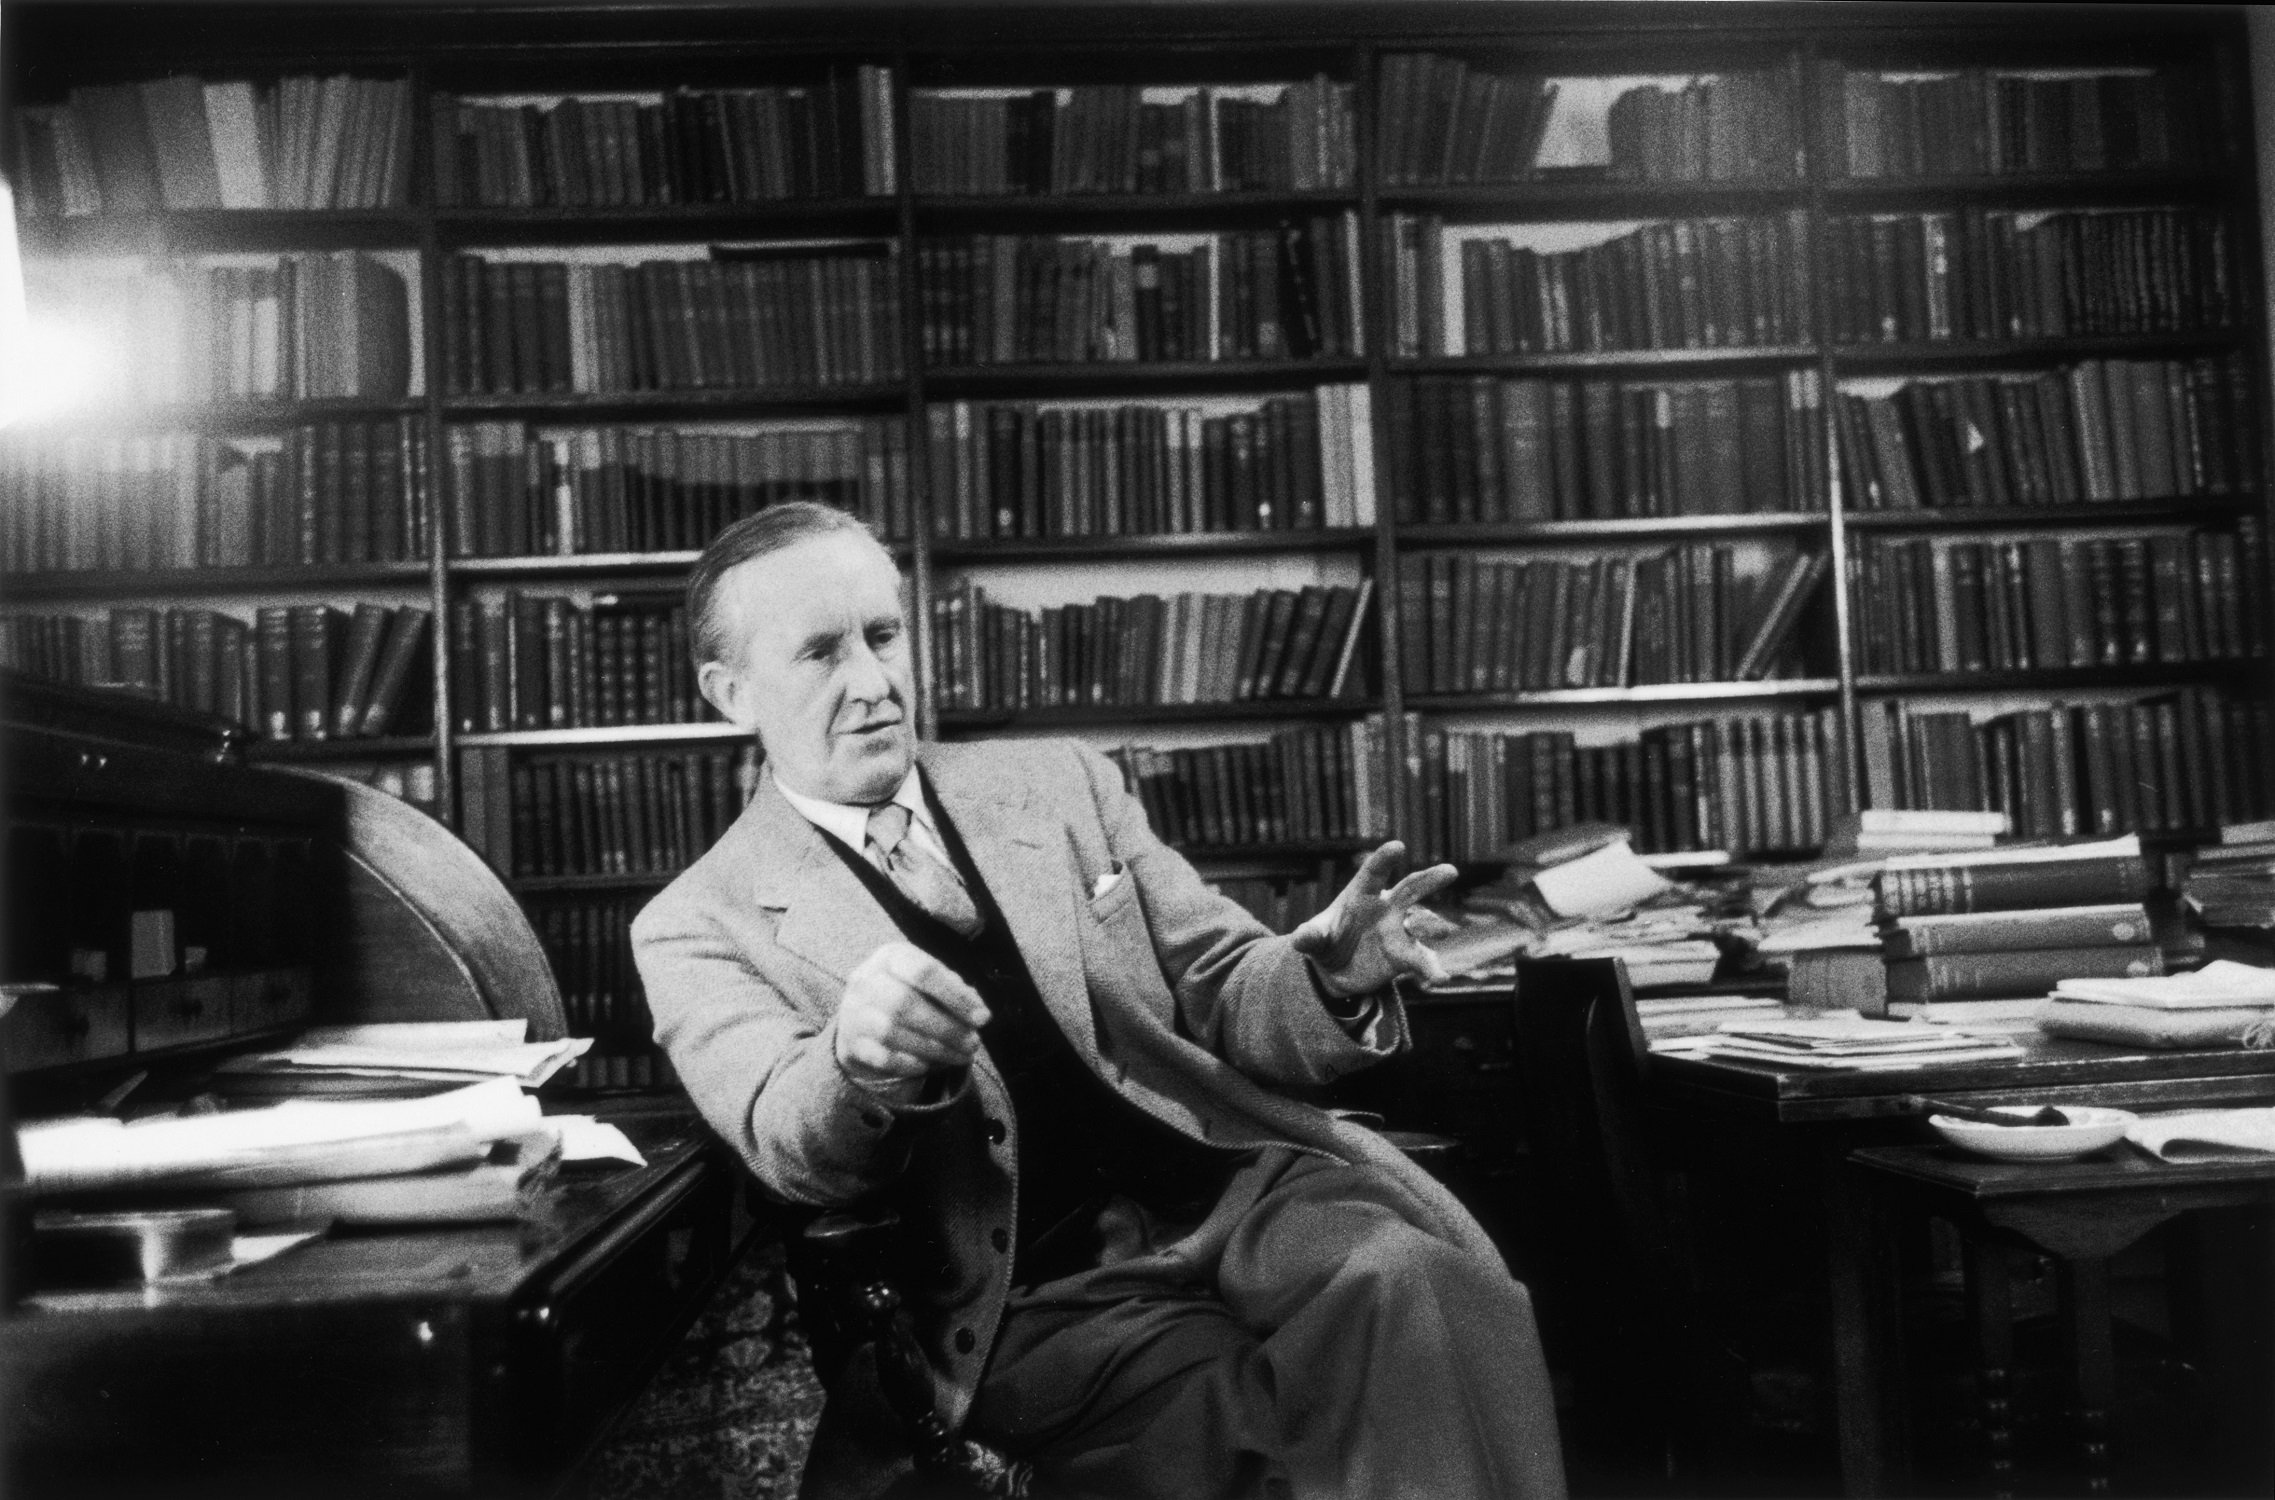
[9,0,2268,1086]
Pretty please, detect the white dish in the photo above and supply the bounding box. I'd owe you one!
[1928,1105,2135,1162]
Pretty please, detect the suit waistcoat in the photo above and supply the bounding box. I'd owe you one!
[818,785,1237,1280]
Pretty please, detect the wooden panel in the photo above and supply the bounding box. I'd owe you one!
[0,987,130,1074]
[229,968,314,1035]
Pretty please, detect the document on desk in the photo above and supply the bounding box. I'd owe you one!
[18,1078,543,1193]
[2126,1106,2275,1161]
[216,1019,592,1087]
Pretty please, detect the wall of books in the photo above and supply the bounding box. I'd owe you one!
[6,3,2267,1090]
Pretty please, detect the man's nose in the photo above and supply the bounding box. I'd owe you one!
[843,639,894,702]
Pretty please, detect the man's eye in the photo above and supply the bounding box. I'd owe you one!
[869,622,902,647]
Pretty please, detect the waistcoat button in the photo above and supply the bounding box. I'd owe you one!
[984,1117,1007,1145]
[991,1227,1008,1253]
[955,1327,976,1354]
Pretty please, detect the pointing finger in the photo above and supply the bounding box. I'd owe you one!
[1347,841,1407,900]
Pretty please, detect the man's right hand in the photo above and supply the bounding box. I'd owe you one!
[835,942,991,1089]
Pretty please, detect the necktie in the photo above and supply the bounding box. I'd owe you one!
[866,802,984,938]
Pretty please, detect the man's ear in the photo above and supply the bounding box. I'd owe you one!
[697,659,758,730]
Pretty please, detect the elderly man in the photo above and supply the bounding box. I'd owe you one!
[632,501,1565,1500]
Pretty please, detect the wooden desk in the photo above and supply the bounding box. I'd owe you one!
[2,1108,766,1499]
[1647,1030,2275,1496]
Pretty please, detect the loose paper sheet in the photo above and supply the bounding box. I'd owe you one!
[1530,841,1672,919]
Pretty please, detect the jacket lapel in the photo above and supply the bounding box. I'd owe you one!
[920,743,1098,1059]
[745,775,907,992]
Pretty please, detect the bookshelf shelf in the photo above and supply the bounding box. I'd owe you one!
[1821,169,2232,211]
[1843,498,2261,532]
[456,722,742,749]
[435,199,897,246]
[1404,680,1843,711]
[923,359,1369,398]
[36,398,427,436]
[1392,347,1816,377]
[19,209,425,254]
[451,552,705,578]
[2,562,435,602]
[1172,840,1373,860]
[937,699,1378,730]
[1830,331,2246,375]
[1856,664,2256,695]
[1398,516,1827,545]
[913,189,1359,229]
[512,871,678,894]
[440,387,907,419]
[1373,178,1808,219]
[931,528,1375,564]
[246,735,438,762]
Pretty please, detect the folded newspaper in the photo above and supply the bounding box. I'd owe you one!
[2126,1106,2275,1162]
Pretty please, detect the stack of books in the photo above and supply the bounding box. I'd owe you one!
[1872,835,2163,1017]
[2182,819,2275,929]
[1651,1014,2024,1071]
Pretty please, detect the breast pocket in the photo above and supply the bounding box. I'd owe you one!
[1079,866,1175,1027]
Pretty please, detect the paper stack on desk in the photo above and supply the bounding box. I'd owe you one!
[2035,959,2275,1050]
[19,1076,644,1225]
[214,1020,592,1095]
[1652,1014,2025,1070]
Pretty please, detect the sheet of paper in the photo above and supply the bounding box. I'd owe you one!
[293,1021,528,1048]
[1530,841,1673,919]
[550,1116,647,1167]
[2127,1106,2275,1161]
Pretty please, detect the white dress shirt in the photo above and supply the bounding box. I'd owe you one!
[775,766,958,873]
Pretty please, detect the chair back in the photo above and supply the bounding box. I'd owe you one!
[1511,956,1685,1475]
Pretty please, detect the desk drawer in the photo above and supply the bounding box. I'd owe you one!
[131,976,234,1053]
[481,1154,742,1483]
[1,985,130,1073]
[232,968,314,1034]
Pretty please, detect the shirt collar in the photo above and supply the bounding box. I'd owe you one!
[774,765,930,851]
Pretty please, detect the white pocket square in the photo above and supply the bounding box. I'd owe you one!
[1091,867,1125,901]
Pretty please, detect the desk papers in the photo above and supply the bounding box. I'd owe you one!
[19,1078,542,1193]
[1531,840,1672,919]
[216,1019,592,1089]
[2050,959,2275,1010]
[2126,1106,2275,1161]
[1652,1013,2025,1070]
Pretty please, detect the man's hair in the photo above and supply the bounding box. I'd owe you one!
[686,502,887,668]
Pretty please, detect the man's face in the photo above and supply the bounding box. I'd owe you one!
[697,531,917,805]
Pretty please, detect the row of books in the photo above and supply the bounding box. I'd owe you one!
[446,419,911,558]
[1109,719,1389,852]
[1824,207,2240,343]
[1397,546,1825,695]
[1850,527,2265,676]
[1834,356,2258,511]
[1401,708,1849,863]
[1599,72,1805,184]
[908,80,1356,196]
[915,219,1364,366]
[1374,54,1559,188]
[928,579,1372,713]
[1859,688,2271,841]
[2180,829,2275,929]
[459,743,762,879]
[527,894,672,1089]
[26,253,412,405]
[922,387,1376,541]
[1384,213,1812,358]
[0,418,426,575]
[13,75,413,217]
[0,602,433,742]
[444,591,703,735]
[1818,65,2203,181]
[438,247,903,396]
[431,70,896,207]
[1384,371,1827,524]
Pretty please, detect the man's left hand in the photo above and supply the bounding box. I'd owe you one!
[1291,841,1461,998]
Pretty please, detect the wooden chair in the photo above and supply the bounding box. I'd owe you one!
[1510,956,1745,1492]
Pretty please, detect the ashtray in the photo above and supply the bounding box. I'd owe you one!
[1929,1105,2135,1162]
